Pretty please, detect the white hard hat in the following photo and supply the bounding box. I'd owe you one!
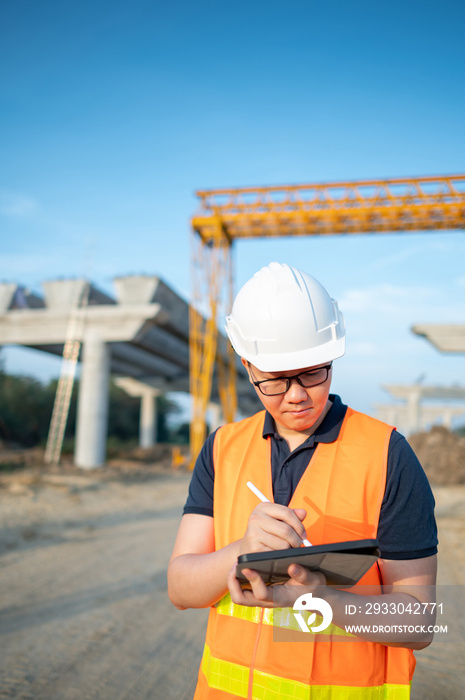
[225,262,345,372]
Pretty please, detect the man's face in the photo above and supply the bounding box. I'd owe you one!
[243,359,332,436]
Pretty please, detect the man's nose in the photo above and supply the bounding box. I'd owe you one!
[284,377,308,400]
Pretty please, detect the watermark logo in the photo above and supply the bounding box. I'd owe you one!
[293,592,333,633]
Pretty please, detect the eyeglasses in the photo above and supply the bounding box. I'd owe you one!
[250,364,332,396]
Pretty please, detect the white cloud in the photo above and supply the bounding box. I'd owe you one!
[367,246,424,272]
[367,238,464,273]
[0,252,57,275]
[345,340,378,357]
[339,282,464,323]
[339,283,433,314]
[0,191,39,218]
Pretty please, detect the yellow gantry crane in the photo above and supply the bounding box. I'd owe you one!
[189,174,465,464]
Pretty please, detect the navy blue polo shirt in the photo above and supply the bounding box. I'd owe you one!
[183,395,438,560]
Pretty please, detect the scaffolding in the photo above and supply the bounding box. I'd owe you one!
[189,174,465,463]
[189,224,236,461]
[44,281,90,465]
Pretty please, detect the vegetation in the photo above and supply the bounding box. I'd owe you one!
[0,366,185,448]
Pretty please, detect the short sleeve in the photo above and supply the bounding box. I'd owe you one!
[182,430,217,517]
[377,431,438,560]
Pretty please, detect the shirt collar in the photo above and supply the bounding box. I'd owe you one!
[262,394,347,444]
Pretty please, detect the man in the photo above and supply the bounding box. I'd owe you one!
[168,262,437,699]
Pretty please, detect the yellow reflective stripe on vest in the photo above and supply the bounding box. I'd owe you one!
[216,594,356,637]
[216,593,264,624]
[201,644,411,699]
[201,642,249,698]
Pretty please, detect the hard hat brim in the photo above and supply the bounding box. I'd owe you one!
[239,336,345,373]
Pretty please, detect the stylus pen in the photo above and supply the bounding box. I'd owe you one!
[246,480,312,547]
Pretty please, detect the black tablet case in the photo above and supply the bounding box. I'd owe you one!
[236,539,379,588]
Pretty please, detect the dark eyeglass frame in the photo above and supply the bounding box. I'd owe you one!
[249,363,332,396]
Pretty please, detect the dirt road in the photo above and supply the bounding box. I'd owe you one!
[0,465,464,699]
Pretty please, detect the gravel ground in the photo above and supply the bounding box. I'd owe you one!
[0,463,464,699]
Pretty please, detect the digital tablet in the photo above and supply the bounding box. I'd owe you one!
[236,539,379,588]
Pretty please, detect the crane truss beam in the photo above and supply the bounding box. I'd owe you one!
[192,174,465,242]
[189,174,465,465]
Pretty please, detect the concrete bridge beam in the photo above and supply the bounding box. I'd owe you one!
[412,324,465,353]
[0,284,18,312]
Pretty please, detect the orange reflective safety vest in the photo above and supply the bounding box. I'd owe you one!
[194,408,416,700]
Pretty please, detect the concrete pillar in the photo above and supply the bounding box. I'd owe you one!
[208,402,223,433]
[384,406,398,427]
[140,391,158,448]
[442,410,453,431]
[75,329,111,468]
[113,377,161,448]
[407,390,421,436]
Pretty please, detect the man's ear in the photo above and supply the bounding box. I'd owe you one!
[241,358,253,384]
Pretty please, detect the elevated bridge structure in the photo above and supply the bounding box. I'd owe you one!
[380,384,465,436]
[0,276,260,468]
[376,403,465,437]
[190,174,465,462]
[412,324,465,354]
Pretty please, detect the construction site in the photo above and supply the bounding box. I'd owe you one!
[1,174,465,699]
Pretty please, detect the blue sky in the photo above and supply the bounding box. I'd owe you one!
[1,0,464,422]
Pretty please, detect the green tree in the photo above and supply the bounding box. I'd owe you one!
[107,383,140,441]
[0,363,184,448]
[0,371,55,446]
[156,394,182,442]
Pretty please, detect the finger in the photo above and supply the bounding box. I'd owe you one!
[262,503,308,542]
[255,531,302,552]
[239,568,273,605]
[293,508,307,523]
[241,568,272,603]
[228,566,273,607]
[242,523,302,552]
[227,564,248,603]
[287,564,326,587]
[292,508,308,540]
[252,505,309,547]
[266,502,307,530]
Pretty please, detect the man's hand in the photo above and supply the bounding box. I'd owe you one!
[239,503,308,555]
[227,562,326,608]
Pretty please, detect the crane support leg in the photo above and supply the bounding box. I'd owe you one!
[189,225,235,467]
